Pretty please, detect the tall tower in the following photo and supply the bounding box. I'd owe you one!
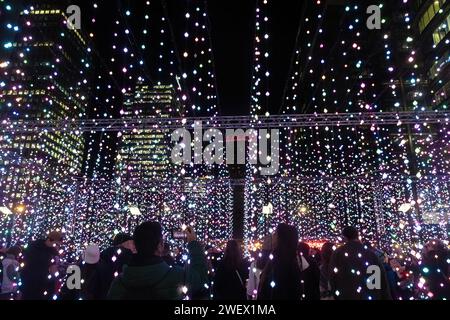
[415,0,450,110]
[0,0,91,244]
[116,83,181,180]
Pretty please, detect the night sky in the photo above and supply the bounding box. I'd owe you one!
[83,0,341,117]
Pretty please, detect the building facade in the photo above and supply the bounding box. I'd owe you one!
[0,0,91,243]
[415,0,450,109]
[115,84,181,180]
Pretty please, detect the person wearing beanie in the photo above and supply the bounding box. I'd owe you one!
[107,221,208,300]
[79,245,104,300]
[99,233,135,299]
[83,245,100,265]
[60,244,105,300]
[21,230,63,300]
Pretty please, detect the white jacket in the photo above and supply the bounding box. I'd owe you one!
[1,255,19,294]
[246,261,262,300]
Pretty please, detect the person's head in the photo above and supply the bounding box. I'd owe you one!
[113,233,132,247]
[321,242,334,265]
[273,224,299,263]
[133,221,164,258]
[82,244,100,265]
[389,258,402,271]
[342,226,359,242]
[297,242,311,258]
[113,233,136,253]
[223,240,243,269]
[374,249,388,264]
[423,239,446,256]
[6,246,21,259]
[45,231,63,250]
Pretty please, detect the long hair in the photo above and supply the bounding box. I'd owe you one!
[298,242,311,258]
[320,242,334,267]
[222,240,243,270]
[259,224,302,300]
[256,250,271,270]
[273,224,299,266]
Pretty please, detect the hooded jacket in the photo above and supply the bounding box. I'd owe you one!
[107,241,207,300]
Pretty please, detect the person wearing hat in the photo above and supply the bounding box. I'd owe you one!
[21,231,63,300]
[59,244,105,300]
[108,222,208,300]
[99,233,135,299]
[78,245,104,300]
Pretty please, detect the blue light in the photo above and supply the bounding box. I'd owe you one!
[6,24,12,29]
[6,5,12,11]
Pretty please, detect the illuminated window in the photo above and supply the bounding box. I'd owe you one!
[434,79,450,105]
[428,51,450,79]
[419,0,445,33]
[432,13,450,45]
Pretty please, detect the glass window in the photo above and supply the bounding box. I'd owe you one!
[432,13,450,45]
[419,0,445,33]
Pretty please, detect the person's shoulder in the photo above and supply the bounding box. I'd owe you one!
[28,239,43,248]
[333,244,346,255]
[187,240,204,251]
[107,275,127,299]
[240,261,250,271]
[161,264,185,284]
[100,246,118,258]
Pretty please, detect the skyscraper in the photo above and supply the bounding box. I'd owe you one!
[0,0,91,243]
[415,0,450,110]
[116,83,182,181]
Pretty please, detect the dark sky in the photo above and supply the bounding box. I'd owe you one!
[88,0,306,116]
[207,0,304,116]
[85,0,341,117]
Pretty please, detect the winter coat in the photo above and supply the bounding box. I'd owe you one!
[258,258,302,300]
[1,254,20,294]
[21,239,58,300]
[99,246,133,298]
[213,261,248,300]
[329,241,392,300]
[59,262,107,300]
[298,255,321,300]
[107,241,208,300]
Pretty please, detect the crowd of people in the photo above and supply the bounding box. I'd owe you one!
[0,222,449,300]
